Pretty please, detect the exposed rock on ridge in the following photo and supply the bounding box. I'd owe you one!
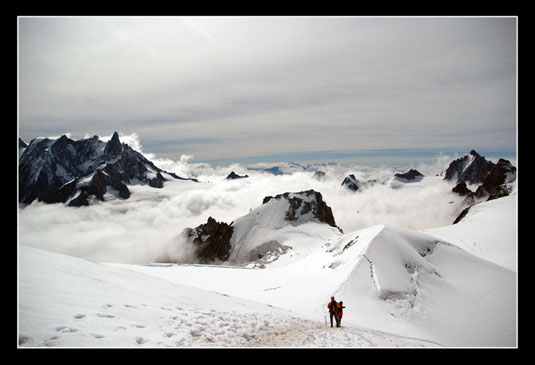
[444,150,495,185]
[447,151,517,223]
[187,217,234,263]
[226,171,249,180]
[186,190,341,264]
[394,169,424,182]
[262,190,339,230]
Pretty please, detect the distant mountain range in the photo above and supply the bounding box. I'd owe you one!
[18,132,197,206]
[19,132,516,211]
[443,150,516,203]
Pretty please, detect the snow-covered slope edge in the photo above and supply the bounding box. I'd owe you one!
[424,188,517,271]
[18,245,437,347]
[115,222,516,347]
[336,225,516,347]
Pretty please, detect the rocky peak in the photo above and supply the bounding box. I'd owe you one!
[226,171,249,180]
[475,158,516,200]
[185,189,341,264]
[450,154,516,223]
[444,150,495,185]
[104,131,122,157]
[18,133,196,206]
[262,190,340,231]
[394,169,424,182]
[187,217,234,263]
[341,174,361,191]
[19,138,27,149]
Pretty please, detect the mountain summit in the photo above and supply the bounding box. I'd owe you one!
[18,132,196,206]
[185,190,341,264]
[444,150,495,185]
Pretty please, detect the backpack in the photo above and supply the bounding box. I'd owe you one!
[328,300,339,313]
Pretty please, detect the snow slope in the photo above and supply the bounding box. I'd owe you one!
[18,245,437,348]
[18,167,517,348]
[227,191,341,264]
[112,219,516,347]
[424,188,517,271]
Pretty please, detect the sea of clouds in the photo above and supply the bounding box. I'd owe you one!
[18,134,468,264]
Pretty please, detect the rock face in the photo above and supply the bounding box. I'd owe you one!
[445,150,516,203]
[226,171,249,180]
[262,190,339,230]
[446,151,517,223]
[341,174,362,191]
[452,181,473,196]
[475,159,517,200]
[18,132,195,205]
[19,138,27,149]
[394,169,424,182]
[187,217,234,263]
[186,189,341,264]
[444,150,495,185]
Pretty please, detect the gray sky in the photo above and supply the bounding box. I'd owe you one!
[18,16,517,163]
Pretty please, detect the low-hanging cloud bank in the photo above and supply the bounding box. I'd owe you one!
[18,143,466,264]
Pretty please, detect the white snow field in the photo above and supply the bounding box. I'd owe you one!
[18,166,517,348]
[111,224,515,348]
[425,187,517,271]
[18,245,437,348]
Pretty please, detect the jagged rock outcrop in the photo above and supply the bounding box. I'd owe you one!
[341,174,362,191]
[475,159,516,200]
[394,169,424,182]
[447,152,516,223]
[444,150,495,185]
[226,171,249,180]
[185,190,341,264]
[262,190,339,230]
[452,181,473,196]
[18,132,196,205]
[187,217,234,263]
[453,206,472,225]
[19,138,27,149]
[445,151,516,203]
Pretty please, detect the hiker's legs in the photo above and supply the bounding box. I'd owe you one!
[335,314,341,327]
[329,312,334,327]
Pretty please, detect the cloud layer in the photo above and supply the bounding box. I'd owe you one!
[18,143,465,264]
[18,17,517,161]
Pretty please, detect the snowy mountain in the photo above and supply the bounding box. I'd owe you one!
[108,194,516,347]
[393,169,424,183]
[17,143,517,348]
[444,151,516,223]
[18,132,197,206]
[107,187,515,347]
[226,171,249,180]
[341,169,426,191]
[341,174,362,191]
[185,190,342,264]
[444,150,495,185]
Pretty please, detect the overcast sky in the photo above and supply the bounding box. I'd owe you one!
[18,16,517,164]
